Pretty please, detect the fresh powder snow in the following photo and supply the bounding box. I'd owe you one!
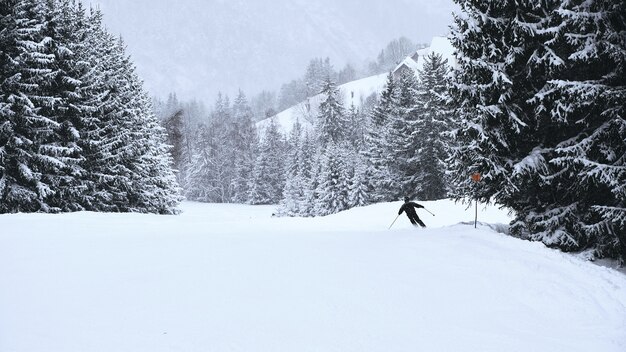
[1,200,625,351]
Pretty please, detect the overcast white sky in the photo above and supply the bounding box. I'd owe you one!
[90,0,457,103]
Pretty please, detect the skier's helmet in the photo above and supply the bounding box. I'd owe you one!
[404,196,410,202]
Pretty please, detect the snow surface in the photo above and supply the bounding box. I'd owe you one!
[2,200,626,352]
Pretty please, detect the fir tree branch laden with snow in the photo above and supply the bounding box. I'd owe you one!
[448,0,626,262]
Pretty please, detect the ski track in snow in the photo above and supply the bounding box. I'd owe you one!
[1,200,625,352]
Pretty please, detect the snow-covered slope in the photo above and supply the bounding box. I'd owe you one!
[256,36,458,135]
[2,200,626,352]
[257,72,388,134]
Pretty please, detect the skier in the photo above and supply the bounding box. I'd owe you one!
[398,196,426,227]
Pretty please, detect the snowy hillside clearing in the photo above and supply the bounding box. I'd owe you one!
[256,72,388,134]
[2,200,626,352]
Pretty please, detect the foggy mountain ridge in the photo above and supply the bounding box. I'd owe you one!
[91,0,456,102]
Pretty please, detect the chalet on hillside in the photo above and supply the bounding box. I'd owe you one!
[392,36,456,80]
[392,47,428,80]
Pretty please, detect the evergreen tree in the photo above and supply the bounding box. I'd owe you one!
[449,0,626,261]
[231,90,258,203]
[186,94,233,202]
[125,87,181,214]
[348,154,370,207]
[346,103,366,149]
[76,9,136,211]
[0,0,68,212]
[248,118,285,204]
[363,73,397,203]
[316,77,348,148]
[36,0,86,211]
[298,130,318,216]
[278,119,306,216]
[0,1,180,214]
[314,142,351,216]
[411,52,451,200]
[184,123,215,202]
[389,70,420,200]
[162,109,185,180]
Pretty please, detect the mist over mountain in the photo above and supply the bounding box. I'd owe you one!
[91,0,456,101]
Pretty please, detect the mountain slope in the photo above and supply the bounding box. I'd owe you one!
[256,72,389,134]
[256,36,457,134]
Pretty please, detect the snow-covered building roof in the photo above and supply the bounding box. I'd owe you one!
[392,36,457,79]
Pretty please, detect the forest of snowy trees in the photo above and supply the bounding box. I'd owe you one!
[0,0,180,214]
[2,0,624,262]
[157,51,454,217]
[157,0,625,262]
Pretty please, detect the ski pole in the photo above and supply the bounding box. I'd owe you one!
[423,208,435,216]
[388,214,400,229]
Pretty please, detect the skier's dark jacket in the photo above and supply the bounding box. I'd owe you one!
[398,202,424,216]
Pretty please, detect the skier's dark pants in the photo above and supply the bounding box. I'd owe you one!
[408,213,426,227]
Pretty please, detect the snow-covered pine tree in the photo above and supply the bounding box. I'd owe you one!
[316,77,348,148]
[298,130,318,216]
[162,108,185,181]
[448,0,551,205]
[0,0,69,213]
[314,142,351,216]
[348,154,370,207]
[346,102,366,149]
[518,0,626,261]
[1,1,180,214]
[248,118,285,205]
[231,90,258,203]
[79,9,180,213]
[278,119,306,216]
[186,94,232,202]
[363,73,397,203]
[32,0,86,211]
[411,52,451,200]
[449,0,626,261]
[125,87,182,214]
[72,8,135,211]
[184,123,215,202]
[389,69,420,200]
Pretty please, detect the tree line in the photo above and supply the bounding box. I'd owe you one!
[161,0,626,263]
[159,52,453,217]
[3,0,623,263]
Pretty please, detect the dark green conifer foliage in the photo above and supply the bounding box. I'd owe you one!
[449,0,626,261]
